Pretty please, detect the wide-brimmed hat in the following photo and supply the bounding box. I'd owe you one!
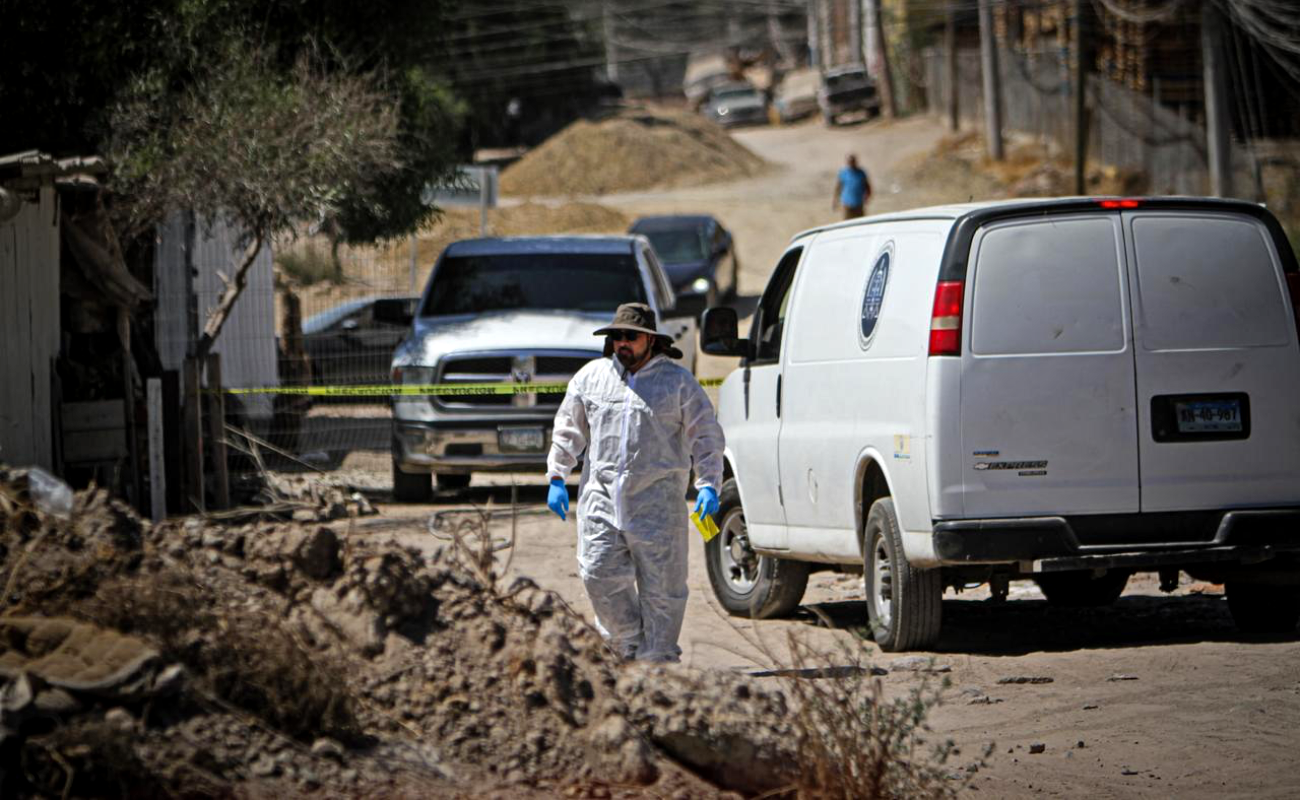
[594,302,684,360]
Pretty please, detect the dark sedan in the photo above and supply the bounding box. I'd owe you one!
[629,215,739,317]
[302,296,418,389]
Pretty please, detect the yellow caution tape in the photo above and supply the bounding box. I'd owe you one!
[224,377,725,397]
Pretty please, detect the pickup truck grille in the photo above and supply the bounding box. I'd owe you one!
[436,352,597,410]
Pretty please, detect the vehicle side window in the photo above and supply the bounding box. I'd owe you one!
[751,247,803,364]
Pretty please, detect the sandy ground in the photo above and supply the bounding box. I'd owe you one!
[350,115,1300,798]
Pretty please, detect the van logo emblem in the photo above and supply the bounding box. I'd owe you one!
[974,460,1049,471]
[859,246,892,347]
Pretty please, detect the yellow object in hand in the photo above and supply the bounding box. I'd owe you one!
[691,510,719,543]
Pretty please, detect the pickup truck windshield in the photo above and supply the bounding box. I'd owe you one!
[420,253,647,316]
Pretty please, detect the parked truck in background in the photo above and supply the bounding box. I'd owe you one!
[385,235,695,501]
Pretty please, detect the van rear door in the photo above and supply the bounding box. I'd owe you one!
[1124,210,1300,511]
[960,214,1140,517]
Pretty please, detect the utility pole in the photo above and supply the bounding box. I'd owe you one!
[1073,0,1093,194]
[603,0,619,85]
[870,0,898,118]
[946,8,959,131]
[978,0,1003,160]
[1201,0,1233,197]
[807,0,821,69]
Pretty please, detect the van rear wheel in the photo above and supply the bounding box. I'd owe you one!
[1226,582,1300,633]
[705,479,809,619]
[1033,570,1130,607]
[864,498,941,651]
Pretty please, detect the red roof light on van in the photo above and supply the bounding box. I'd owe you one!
[929,280,964,356]
[1098,199,1141,209]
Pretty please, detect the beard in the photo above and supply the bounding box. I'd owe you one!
[615,348,638,368]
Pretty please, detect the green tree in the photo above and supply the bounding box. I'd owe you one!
[0,0,466,247]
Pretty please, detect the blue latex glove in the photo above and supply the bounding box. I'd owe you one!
[693,486,720,521]
[547,477,569,521]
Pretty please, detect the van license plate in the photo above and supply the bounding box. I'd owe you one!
[1174,399,1242,434]
[499,426,546,453]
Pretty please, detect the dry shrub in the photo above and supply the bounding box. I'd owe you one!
[777,633,985,799]
[19,719,170,799]
[84,569,359,742]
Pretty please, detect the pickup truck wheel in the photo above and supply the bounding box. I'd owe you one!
[1226,582,1300,633]
[706,479,809,619]
[1033,571,1129,607]
[864,498,941,651]
[435,473,471,491]
[392,457,432,503]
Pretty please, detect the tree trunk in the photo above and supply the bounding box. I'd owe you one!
[195,231,266,362]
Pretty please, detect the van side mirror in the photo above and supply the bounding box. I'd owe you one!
[374,298,415,327]
[701,307,748,357]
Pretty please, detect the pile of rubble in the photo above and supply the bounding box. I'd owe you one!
[500,107,767,197]
[0,467,800,797]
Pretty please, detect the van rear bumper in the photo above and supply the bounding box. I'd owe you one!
[932,508,1300,571]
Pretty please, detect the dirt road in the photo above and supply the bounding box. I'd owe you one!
[371,116,1300,798]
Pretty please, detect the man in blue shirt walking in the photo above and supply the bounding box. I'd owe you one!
[832,153,872,220]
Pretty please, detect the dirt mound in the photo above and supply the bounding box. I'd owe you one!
[918,131,1149,202]
[500,107,767,196]
[0,467,808,797]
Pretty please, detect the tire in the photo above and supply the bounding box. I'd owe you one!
[1033,570,1130,607]
[435,473,472,491]
[864,498,941,651]
[1226,581,1300,634]
[392,457,432,503]
[705,478,810,619]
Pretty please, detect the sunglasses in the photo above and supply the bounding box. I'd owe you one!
[607,330,645,342]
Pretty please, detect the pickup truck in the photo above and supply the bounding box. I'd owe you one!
[385,235,695,501]
[818,65,881,125]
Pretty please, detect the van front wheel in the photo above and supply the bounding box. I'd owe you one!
[864,498,942,651]
[705,479,809,619]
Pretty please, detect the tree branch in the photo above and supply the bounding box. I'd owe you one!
[195,230,266,362]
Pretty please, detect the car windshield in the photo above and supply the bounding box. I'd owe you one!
[826,72,868,91]
[642,229,708,264]
[714,87,757,101]
[302,298,371,335]
[420,253,647,316]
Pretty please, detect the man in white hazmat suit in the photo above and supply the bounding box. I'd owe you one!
[546,303,725,663]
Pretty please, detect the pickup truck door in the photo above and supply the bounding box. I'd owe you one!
[727,247,803,550]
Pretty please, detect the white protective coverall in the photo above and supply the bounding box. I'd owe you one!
[547,353,724,662]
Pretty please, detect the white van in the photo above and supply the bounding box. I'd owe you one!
[700,197,1300,651]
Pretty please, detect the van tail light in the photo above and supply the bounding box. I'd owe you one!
[1287,273,1300,337]
[1098,199,1141,209]
[929,280,965,356]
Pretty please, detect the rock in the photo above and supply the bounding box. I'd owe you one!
[153,664,186,696]
[997,676,1053,685]
[1077,740,1086,748]
[1,672,35,714]
[34,688,80,714]
[311,737,346,761]
[251,755,279,777]
[104,707,135,732]
[1107,674,1139,682]
[1083,703,1099,710]
[291,526,340,580]
[311,587,385,656]
[1029,742,1046,754]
